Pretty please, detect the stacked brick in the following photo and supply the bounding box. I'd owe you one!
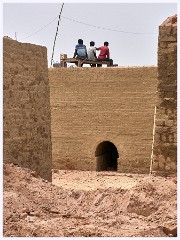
[3,37,52,181]
[49,67,157,173]
[3,14,176,177]
[153,15,177,174]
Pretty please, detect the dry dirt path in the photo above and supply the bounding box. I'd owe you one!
[3,163,177,237]
[52,170,143,190]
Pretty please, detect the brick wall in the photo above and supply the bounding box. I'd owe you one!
[3,37,52,181]
[152,15,177,175]
[49,67,157,173]
[3,14,176,177]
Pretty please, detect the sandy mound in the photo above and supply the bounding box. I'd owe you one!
[3,163,177,237]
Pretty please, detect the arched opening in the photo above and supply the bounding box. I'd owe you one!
[95,141,119,171]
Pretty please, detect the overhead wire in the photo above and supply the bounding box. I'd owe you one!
[19,12,157,42]
[61,15,158,35]
[19,15,59,41]
[50,3,65,67]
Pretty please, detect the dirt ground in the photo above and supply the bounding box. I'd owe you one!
[3,163,177,237]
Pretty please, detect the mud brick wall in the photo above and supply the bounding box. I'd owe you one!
[3,38,52,181]
[152,15,177,175]
[49,67,157,173]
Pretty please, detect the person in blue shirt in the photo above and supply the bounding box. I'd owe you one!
[73,39,88,62]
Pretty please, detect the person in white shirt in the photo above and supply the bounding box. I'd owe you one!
[87,41,97,67]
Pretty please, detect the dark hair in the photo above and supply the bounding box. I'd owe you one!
[104,41,109,46]
[90,41,95,46]
[78,39,83,44]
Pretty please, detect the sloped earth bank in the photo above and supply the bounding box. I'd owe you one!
[3,163,177,237]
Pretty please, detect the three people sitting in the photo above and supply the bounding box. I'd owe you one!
[73,39,113,67]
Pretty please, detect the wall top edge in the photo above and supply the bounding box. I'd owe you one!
[48,66,158,71]
[160,14,177,27]
[3,36,47,49]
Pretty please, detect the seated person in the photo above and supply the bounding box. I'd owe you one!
[87,41,97,67]
[96,41,113,67]
[73,39,87,66]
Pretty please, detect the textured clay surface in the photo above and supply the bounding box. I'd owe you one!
[3,163,177,237]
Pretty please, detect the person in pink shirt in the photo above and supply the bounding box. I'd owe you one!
[96,41,113,67]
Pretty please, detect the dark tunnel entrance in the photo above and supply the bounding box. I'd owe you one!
[95,141,119,171]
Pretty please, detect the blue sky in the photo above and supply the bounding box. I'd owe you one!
[2,1,177,67]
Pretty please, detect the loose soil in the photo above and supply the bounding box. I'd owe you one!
[3,163,177,237]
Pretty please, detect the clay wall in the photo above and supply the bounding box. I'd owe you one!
[49,67,157,173]
[152,15,177,174]
[3,15,176,177]
[3,38,52,181]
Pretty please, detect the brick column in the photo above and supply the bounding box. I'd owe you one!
[153,15,177,175]
[3,38,52,181]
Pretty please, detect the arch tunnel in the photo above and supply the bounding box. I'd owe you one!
[95,141,119,171]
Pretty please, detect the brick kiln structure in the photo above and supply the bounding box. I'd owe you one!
[49,15,177,175]
[3,38,52,181]
[152,15,177,174]
[49,67,158,173]
[3,15,177,178]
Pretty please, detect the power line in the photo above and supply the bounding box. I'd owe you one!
[61,15,158,35]
[18,11,157,42]
[51,3,64,67]
[19,15,58,41]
